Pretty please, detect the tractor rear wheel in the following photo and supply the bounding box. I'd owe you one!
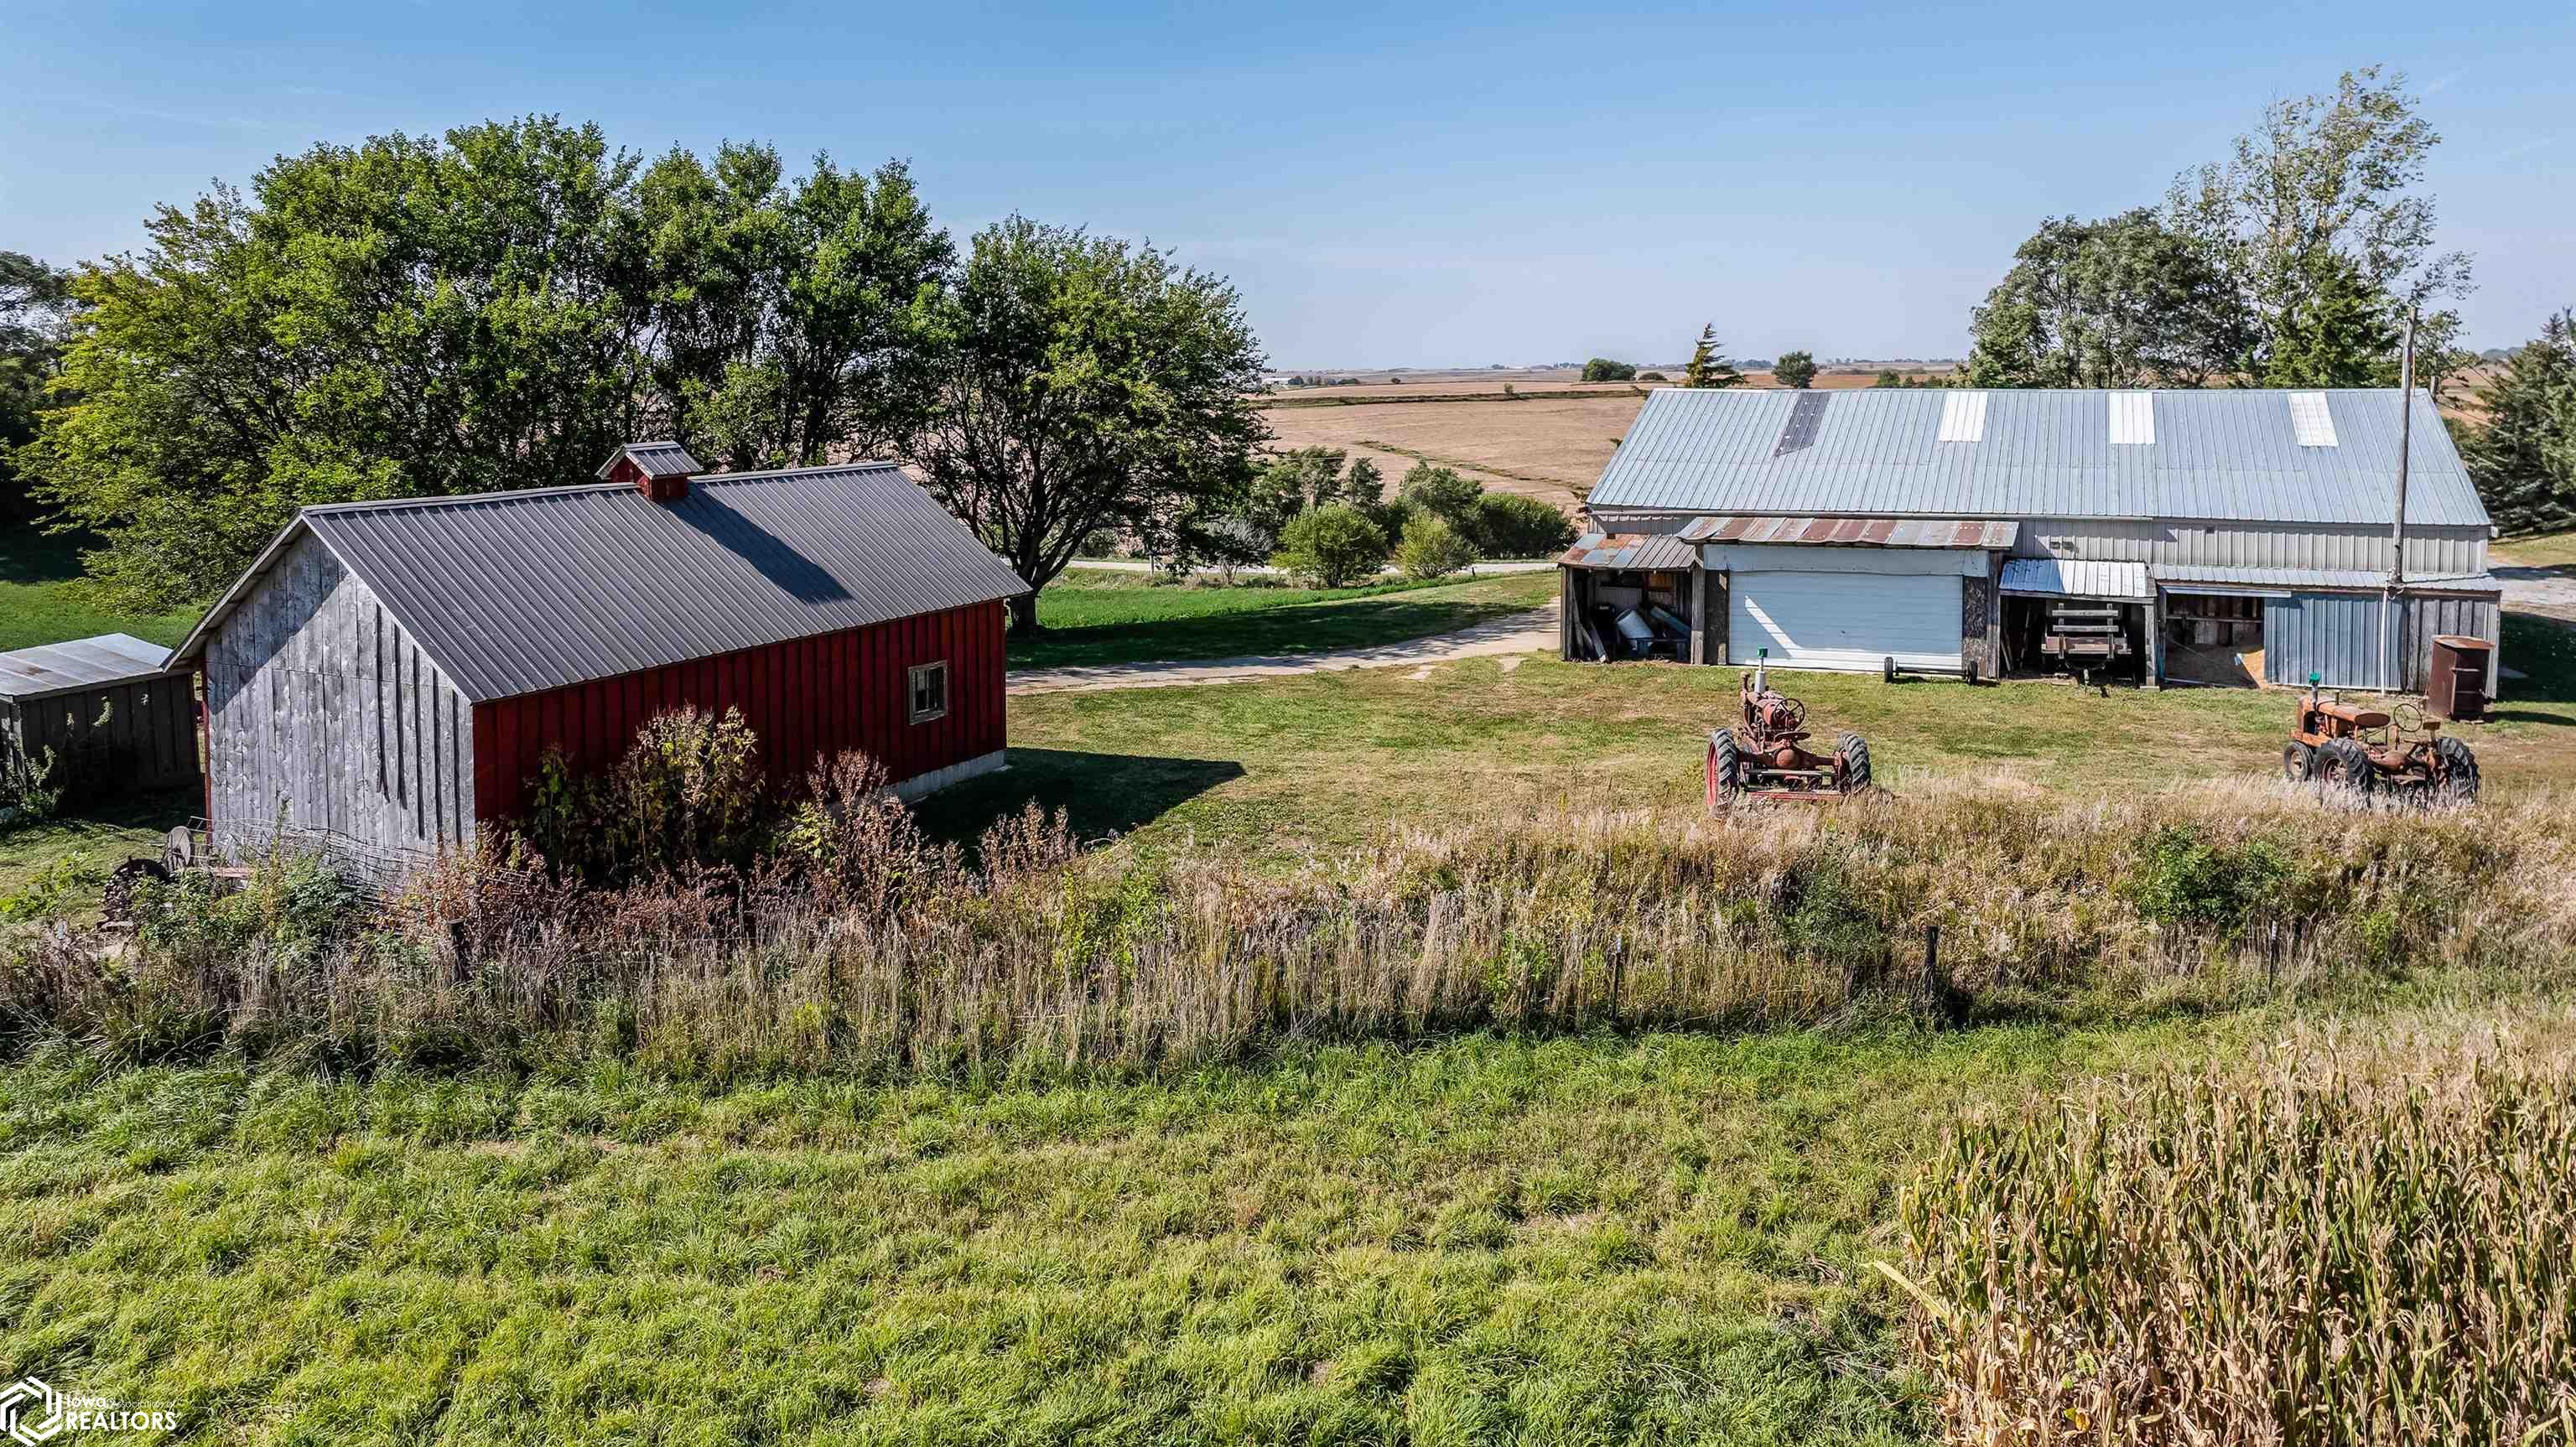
[1707,729,1742,806]
[1835,731,1872,795]
[2282,739,2316,784]
[2315,737,2376,797]
[2433,734,2480,804]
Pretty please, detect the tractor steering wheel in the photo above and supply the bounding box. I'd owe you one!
[2392,701,2425,734]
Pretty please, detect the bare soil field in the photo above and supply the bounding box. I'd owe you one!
[1258,371,1944,509]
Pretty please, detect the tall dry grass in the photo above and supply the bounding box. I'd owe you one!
[7,772,2573,1079]
[1893,1013,2576,1444]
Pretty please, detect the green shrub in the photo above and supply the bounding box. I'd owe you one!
[0,849,105,921]
[1394,516,1478,580]
[1397,462,1483,525]
[2120,825,2288,933]
[1271,505,1389,587]
[1581,358,1637,382]
[521,706,771,884]
[1462,493,1576,558]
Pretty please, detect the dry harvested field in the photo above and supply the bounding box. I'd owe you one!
[1258,371,1942,510]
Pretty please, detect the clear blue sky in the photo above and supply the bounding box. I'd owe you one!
[4,0,2568,369]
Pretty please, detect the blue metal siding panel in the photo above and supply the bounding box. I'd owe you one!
[2265,594,2384,689]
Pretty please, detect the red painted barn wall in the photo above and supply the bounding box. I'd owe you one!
[470,599,1006,826]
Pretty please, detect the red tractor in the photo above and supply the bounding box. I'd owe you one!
[1708,653,1873,804]
[2282,671,2479,803]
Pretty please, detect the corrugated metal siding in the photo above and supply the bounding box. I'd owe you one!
[1586,387,2488,527]
[2159,564,2500,593]
[1999,559,2153,599]
[471,599,1006,825]
[2007,519,2487,575]
[2262,592,2501,692]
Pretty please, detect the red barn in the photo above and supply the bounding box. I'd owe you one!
[170,443,1027,865]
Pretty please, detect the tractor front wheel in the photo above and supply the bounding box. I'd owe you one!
[1707,729,1742,806]
[2433,734,2480,804]
[2282,739,2316,784]
[1835,731,1872,796]
[2315,737,2376,798]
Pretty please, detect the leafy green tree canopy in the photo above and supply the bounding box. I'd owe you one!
[1966,210,2252,388]
[1772,350,1818,388]
[26,118,948,609]
[0,251,74,522]
[1581,358,1637,382]
[911,217,1266,630]
[1271,504,1389,587]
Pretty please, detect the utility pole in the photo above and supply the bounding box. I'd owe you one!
[2380,307,2417,694]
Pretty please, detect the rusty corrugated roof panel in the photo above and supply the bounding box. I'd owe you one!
[170,463,1029,702]
[1559,532,1698,570]
[1675,515,2018,549]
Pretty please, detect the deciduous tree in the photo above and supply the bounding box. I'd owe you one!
[0,252,73,521]
[911,217,1266,631]
[1965,210,2252,387]
[1772,350,1818,388]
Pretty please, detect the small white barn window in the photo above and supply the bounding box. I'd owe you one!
[2288,391,2338,447]
[1936,391,1988,443]
[2108,392,2155,445]
[907,661,948,724]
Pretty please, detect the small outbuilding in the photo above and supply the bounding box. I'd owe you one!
[0,633,200,802]
[169,443,1028,866]
[1565,386,2502,693]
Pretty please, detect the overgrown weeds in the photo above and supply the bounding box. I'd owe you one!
[1893,1013,2576,1443]
[3,774,2570,1081]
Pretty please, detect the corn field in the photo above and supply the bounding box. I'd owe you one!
[6,774,2574,1079]
[1893,1015,2576,1443]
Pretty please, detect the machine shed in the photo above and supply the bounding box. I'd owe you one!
[0,633,201,803]
[1569,386,2502,692]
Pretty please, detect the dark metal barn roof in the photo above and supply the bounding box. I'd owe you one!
[174,463,1029,703]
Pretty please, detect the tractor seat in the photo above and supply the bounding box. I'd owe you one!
[2345,710,2391,729]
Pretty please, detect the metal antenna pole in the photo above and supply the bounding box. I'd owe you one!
[2381,308,2416,694]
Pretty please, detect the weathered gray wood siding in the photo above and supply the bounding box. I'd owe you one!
[1,677,200,798]
[202,532,475,858]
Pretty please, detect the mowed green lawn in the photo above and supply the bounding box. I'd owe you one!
[931,612,2576,864]
[0,532,199,655]
[0,1014,2294,1445]
[1012,568,1556,672]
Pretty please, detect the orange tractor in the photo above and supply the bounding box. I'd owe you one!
[1708,652,1874,803]
[2282,672,2479,803]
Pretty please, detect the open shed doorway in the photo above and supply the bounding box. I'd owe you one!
[2162,591,2267,687]
[1566,567,1693,661]
[2000,594,2148,684]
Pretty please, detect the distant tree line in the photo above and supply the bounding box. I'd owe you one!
[7,117,1266,630]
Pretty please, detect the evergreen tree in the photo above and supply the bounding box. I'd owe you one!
[2462,311,2576,533]
[1682,324,1743,389]
[2259,250,2401,387]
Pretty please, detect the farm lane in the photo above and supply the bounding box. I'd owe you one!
[1009,602,1558,693]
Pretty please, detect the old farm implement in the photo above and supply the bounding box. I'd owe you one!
[2281,672,2479,804]
[1708,653,1874,804]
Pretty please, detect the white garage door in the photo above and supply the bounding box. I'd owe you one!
[1727,571,1962,672]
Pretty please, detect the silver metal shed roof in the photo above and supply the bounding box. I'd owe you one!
[0,633,182,702]
[597,441,704,480]
[2151,563,2501,594]
[1999,559,2154,600]
[1586,387,2490,528]
[171,463,1030,703]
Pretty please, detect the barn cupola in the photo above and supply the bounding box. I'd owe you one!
[599,442,704,502]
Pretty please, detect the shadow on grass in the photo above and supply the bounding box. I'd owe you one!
[914,748,1246,850]
[1009,593,1546,672]
[2496,612,2576,719]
